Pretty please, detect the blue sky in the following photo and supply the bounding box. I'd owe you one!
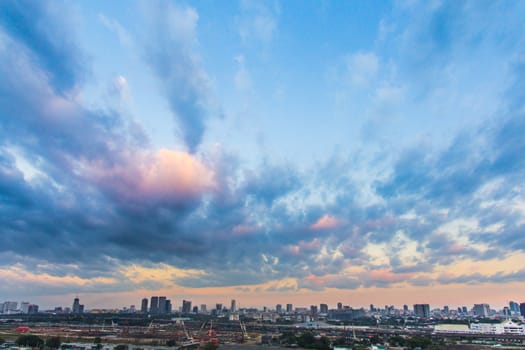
[1,0,525,309]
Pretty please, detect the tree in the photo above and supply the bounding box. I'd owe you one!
[200,342,218,350]
[389,335,406,347]
[46,337,61,349]
[0,338,5,345]
[166,339,177,347]
[407,336,432,349]
[114,345,128,350]
[93,336,103,350]
[16,335,44,348]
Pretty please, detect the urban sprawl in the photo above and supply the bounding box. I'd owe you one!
[1,298,525,349]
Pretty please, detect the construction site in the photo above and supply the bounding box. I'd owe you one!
[0,317,264,349]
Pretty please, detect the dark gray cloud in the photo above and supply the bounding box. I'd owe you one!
[0,0,87,93]
[142,1,216,153]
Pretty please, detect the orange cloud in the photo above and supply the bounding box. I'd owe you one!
[364,268,414,284]
[88,148,216,203]
[139,149,215,198]
[311,214,341,230]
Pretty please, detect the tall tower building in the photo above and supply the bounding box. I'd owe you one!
[73,297,81,313]
[320,304,328,314]
[141,298,148,313]
[286,304,293,313]
[519,302,525,317]
[276,304,282,314]
[182,300,192,313]
[472,304,490,317]
[21,302,30,314]
[158,297,167,314]
[230,299,236,313]
[413,304,430,318]
[509,301,520,314]
[150,296,159,314]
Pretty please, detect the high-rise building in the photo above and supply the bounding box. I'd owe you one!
[509,301,520,314]
[503,307,511,316]
[320,304,328,314]
[276,304,282,314]
[473,304,490,317]
[165,299,172,314]
[403,305,409,312]
[337,302,342,311]
[21,302,30,314]
[413,304,430,318]
[141,298,148,313]
[3,301,17,313]
[462,306,468,314]
[28,304,39,314]
[201,304,207,313]
[150,296,159,314]
[369,304,374,312]
[73,298,79,312]
[231,299,236,313]
[519,302,525,317]
[310,305,318,314]
[443,305,449,314]
[182,300,192,313]
[216,303,222,311]
[72,297,84,314]
[159,297,167,314]
[286,304,293,313]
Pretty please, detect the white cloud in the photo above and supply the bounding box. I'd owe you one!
[234,55,252,91]
[98,14,133,47]
[345,52,379,87]
[238,0,279,46]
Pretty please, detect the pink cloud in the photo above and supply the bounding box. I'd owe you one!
[232,224,257,236]
[89,149,216,204]
[310,214,341,230]
[363,269,414,284]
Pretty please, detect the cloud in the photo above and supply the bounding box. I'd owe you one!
[0,0,87,93]
[234,55,252,92]
[310,215,342,230]
[98,13,133,47]
[345,52,379,87]
[90,149,216,208]
[142,1,216,152]
[2,1,525,302]
[238,0,279,46]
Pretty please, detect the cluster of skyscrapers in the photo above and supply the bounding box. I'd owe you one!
[141,296,172,314]
[0,301,39,314]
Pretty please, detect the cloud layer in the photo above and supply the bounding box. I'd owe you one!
[1,1,525,306]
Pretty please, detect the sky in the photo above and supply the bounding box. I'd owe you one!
[1,0,525,311]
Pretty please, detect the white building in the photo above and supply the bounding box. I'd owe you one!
[2,301,18,313]
[434,320,525,335]
[20,302,30,314]
[470,320,525,335]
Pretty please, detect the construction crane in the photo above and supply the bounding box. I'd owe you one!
[239,321,248,343]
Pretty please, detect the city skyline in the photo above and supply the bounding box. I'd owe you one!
[2,296,525,316]
[1,1,525,309]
